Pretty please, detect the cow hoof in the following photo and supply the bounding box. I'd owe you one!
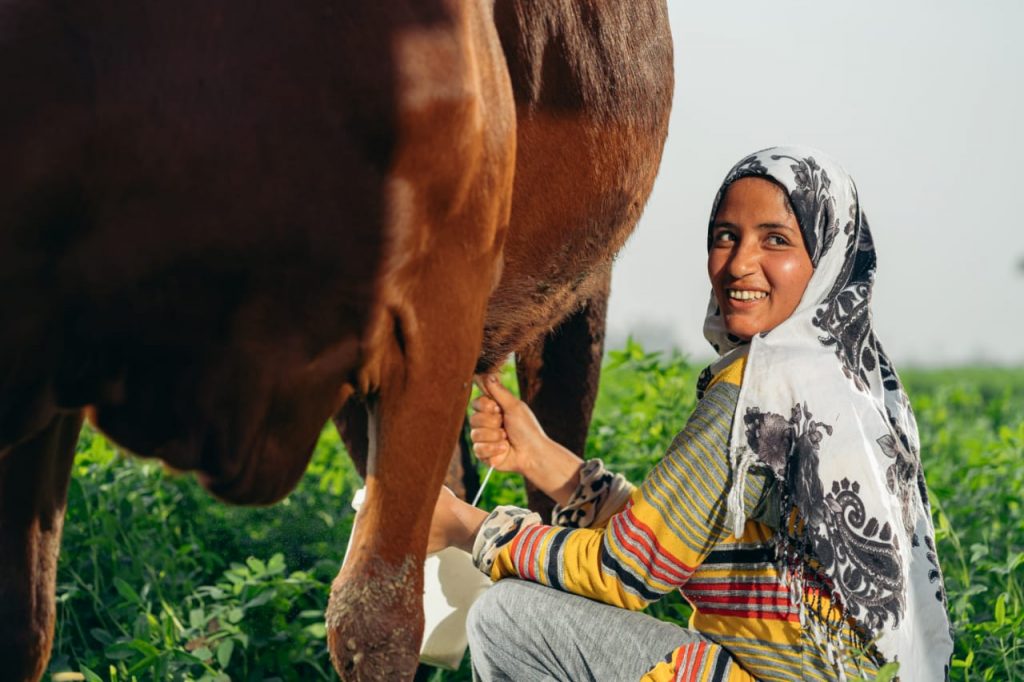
[326,555,422,681]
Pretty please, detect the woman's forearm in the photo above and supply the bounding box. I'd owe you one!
[520,438,584,507]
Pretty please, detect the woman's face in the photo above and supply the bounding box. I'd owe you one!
[707,177,814,341]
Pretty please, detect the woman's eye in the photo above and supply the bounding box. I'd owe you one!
[713,231,736,244]
[766,234,789,246]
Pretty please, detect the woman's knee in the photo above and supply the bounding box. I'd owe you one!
[467,579,525,645]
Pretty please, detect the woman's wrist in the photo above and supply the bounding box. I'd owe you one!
[445,497,489,553]
[519,438,584,507]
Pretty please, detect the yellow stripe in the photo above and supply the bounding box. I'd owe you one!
[534,529,552,586]
[692,611,799,644]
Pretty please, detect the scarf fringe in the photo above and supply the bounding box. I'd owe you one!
[726,446,757,538]
[772,530,886,682]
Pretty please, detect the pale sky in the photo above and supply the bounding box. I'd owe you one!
[606,0,1024,367]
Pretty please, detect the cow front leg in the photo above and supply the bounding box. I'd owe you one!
[326,319,482,680]
[0,412,82,682]
[515,266,611,519]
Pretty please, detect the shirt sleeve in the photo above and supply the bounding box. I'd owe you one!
[471,380,772,611]
[551,458,635,529]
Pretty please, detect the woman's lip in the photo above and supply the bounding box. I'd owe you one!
[724,296,767,309]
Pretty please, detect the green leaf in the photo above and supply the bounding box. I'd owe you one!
[216,640,234,668]
[995,593,1007,626]
[90,628,114,646]
[128,638,160,658]
[189,608,205,629]
[103,643,137,661]
[244,590,274,609]
[304,622,327,639]
[873,662,900,682]
[79,666,104,682]
[267,553,286,575]
[245,557,266,575]
[113,577,142,605]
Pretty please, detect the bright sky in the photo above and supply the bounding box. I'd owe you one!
[606,0,1024,367]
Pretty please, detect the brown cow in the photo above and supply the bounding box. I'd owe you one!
[0,1,671,680]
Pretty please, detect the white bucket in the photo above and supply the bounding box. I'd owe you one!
[343,487,492,670]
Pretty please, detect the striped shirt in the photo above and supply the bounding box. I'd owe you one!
[473,358,879,681]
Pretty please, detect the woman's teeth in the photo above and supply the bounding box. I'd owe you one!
[728,290,767,301]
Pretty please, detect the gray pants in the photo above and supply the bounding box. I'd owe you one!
[466,579,723,681]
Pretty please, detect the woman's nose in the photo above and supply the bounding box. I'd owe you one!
[727,239,759,278]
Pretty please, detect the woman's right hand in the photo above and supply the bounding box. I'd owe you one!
[469,374,549,476]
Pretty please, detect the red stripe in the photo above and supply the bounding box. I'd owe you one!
[690,593,792,606]
[684,581,789,593]
[610,516,691,586]
[688,642,707,682]
[624,509,696,575]
[523,526,545,581]
[673,646,686,682]
[696,605,801,622]
[611,510,694,582]
[512,525,542,579]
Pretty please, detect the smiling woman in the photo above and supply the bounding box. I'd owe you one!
[430,146,954,682]
[708,177,814,342]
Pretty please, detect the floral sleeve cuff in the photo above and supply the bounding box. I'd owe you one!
[471,505,542,577]
[551,458,634,529]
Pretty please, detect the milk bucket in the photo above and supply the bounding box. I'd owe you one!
[343,485,493,670]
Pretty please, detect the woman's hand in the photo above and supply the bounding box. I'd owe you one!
[428,486,487,554]
[469,374,549,476]
[470,374,585,507]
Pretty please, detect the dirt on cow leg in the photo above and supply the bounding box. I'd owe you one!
[326,555,421,681]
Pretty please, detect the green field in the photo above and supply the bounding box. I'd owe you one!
[45,341,1023,681]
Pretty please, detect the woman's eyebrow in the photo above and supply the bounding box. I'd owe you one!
[711,221,795,230]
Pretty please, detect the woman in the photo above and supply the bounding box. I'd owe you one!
[429,146,954,681]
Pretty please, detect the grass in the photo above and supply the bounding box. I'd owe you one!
[44,340,1023,681]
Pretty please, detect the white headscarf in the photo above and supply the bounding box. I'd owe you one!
[698,146,953,680]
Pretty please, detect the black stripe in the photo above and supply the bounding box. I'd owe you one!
[599,545,663,603]
[704,545,776,565]
[710,647,731,682]
[545,528,569,590]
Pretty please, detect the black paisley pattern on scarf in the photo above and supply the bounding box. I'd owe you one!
[695,365,715,400]
[769,154,840,265]
[877,432,920,535]
[744,403,906,632]
[812,216,879,391]
[816,477,906,632]
[744,403,831,507]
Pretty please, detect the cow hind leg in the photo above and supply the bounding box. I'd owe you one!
[515,266,611,518]
[0,411,82,682]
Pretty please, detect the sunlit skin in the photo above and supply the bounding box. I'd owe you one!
[708,177,814,341]
[428,177,817,554]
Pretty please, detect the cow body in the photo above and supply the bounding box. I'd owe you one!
[0,1,671,679]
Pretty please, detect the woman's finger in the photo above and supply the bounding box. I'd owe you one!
[474,374,519,411]
[471,396,501,414]
[472,441,509,459]
[470,427,507,444]
[469,411,503,429]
